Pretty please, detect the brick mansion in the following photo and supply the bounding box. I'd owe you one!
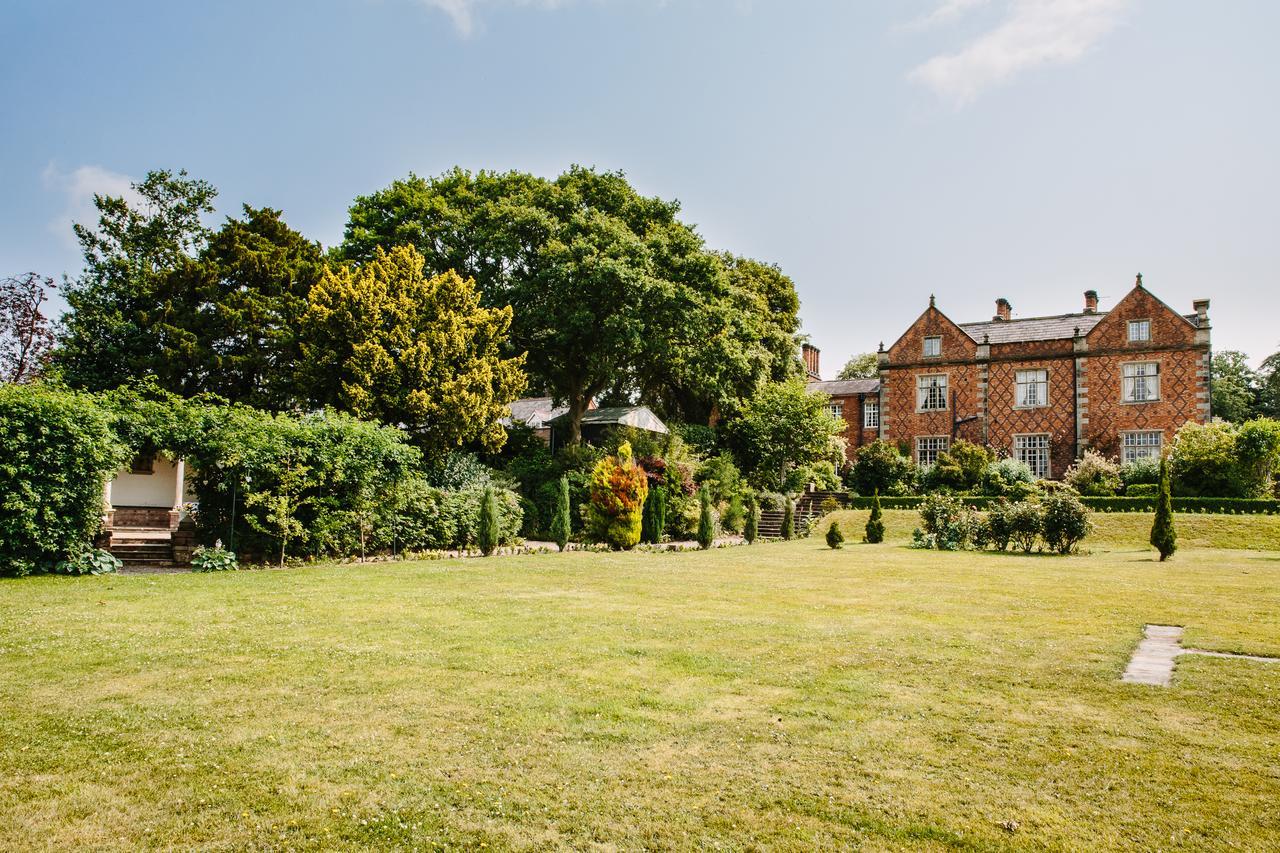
[807,275,1212,479]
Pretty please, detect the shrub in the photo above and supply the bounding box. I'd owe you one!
[980,457,1037,498]
[983,500,1015,551]
[696,486,716,550]
[587,441,648,550]
[1125,483,1158,498]
[0,384,126,576]
[1006,501,1044,553]
[744,496,758,544]
[1041,494,1092,554]
[385,478,522,552]
[1235,418,1280,497]
[782,497,795,540]
[549,475,571,551]
[1151,456,1177,561]
[722,493,745,534]
[641,486,666,544]
[918,494,975,550]
[1120,457,1160,492]
[190,546,238,572]
[478,485,499,556]
[825,520,844,549]
[864,489,885,543]
[53,547,121,576]
[848,440,915,496]
[694,454,742,504]
[1064,450,1122,497]
[1171,421,1239,497]
[925,440,993,492]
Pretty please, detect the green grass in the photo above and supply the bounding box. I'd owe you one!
[3,514,1279,850]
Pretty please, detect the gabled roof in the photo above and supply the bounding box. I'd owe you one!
[548,405,669,434]
[502,397,567,430]
[959,312,1106,344]
[808,378,880,396]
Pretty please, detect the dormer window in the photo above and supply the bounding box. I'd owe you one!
[923,336,941,358]
[1127,319,1151,343]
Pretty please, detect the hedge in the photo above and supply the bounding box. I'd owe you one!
[845,495,1280,514]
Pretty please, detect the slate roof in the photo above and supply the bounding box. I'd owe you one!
[807,379,880,396]
[548,405,669,434]
[502,397,567,430]
[959,312,1107,344]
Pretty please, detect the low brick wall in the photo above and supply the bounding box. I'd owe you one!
[112,506,173,527]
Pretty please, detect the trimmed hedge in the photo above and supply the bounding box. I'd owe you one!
[846,494,1280,514]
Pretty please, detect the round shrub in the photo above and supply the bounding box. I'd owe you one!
[1006,501,1044,553]
[0,384,126,577]
[1064,450,1121,497]
[587,441,648,550]
[848,440,915,496]
[1041,493,1092,554]
[191,545,238,572]
[825,520,844,549]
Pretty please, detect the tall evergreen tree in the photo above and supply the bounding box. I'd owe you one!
[782,496,795,541]
[478,485,499,556]
[865,489,885,543]
[696,485,715,550]
[1150,456,1177,561]
[550,475,571,552]
[743,495,758,544]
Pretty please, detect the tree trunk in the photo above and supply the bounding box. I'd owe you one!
[567,393,589,446]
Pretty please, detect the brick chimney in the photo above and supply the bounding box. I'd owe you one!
[994,298,1012,322]
[802,343,821,380]
[1193,298,1210,325]
[1083,290,1098,313]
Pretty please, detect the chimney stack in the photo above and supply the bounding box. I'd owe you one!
[994,298,1012,322]
[802,343,821,380]
[1083,290,1098,314]
[1193,298,1210,325]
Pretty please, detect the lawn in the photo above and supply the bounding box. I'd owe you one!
[3,513,1279,850]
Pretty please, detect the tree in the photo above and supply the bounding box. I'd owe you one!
[641,486,666,544]
[300,245,527,457]
[1211,350,1259,423]
[1259,351,1280,420]
[55,169,217,391]
[696,485,715,550]
[848,439,914,496]
[781,497,795,541]
[744,495,758,544]
[478,485,499,556]
[338,167,801,440]
[0,273,57,384]
[1150,455,1177,561]
[825,520,844,549]
[550,475,571,551]
[587,441,648,549]
[837,352,879,380]
[244,444,311,568]
[864,490,885,543]
[727,379,845,491]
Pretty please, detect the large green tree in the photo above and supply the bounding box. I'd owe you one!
[837,352,879,380]
[300,245,527,456]
[1210,350,1258,423]
[55,170,217,391]
[726,378,845,491]
[338,167,801,439]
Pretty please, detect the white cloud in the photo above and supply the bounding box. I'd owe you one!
[41,163,139,247]
[908,0,1132,106]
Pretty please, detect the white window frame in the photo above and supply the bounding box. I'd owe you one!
[1127,318,1152,343]
[863,399,880,429]
[923,336,942,358]
[1014,369,1049,409]
[1121,430,1163,463]
[826,401,844,419]
[1013,433,1051,479]
[916,436,949,467]
[1122,361,1161,403]
[916,373,949,412]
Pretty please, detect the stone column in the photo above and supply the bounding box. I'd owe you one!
[168,458,185,531]
[99,477,115,548]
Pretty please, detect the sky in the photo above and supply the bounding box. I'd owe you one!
[3,0,1278,374]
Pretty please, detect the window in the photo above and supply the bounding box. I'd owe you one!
[916,436,949,466]
[863,399,880,429]
[1015,369,1049,408]
[923,336,942,358]
[1128,319,1151,343]
[826,401,844,419]
[1122,431,1163,463]
[1014,434,1051,479]
[916,374,948,411]
[1122,362,1160,402]
[129,454,155,475]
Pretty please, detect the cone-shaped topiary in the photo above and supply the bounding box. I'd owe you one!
[744,496,758,544]
[782,496,795,541]
[1150,455,1177,561]
[587,441,648,550]
[641,484,666,544]
[825,519,844,549]
[696,485,716,550]
[865,488,885,543]
[478,484,499,556]
[550,475,571,552]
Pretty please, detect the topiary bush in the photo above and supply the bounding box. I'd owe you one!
[549,475,571,552]
[478,485,499,556]
[825,520,844,549]
[696,485,716,550]
[744,496,758,544]
[864,489,885,543]
[587,441,648,550]
[640,486,666,544]
[0,384,127,577]
[191,545,238,572]
[781,497,795,541]
[1151,456,1177,561]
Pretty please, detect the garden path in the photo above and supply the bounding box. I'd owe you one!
[1122,624,1280,686]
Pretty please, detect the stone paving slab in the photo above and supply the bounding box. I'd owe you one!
[1122,624,1280,687]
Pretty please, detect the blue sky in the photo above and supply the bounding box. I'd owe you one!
[3,0,1277,373]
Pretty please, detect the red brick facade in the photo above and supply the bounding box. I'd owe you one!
[812,279,1211,478]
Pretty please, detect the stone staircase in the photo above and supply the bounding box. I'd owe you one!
[758,489,849,538]
[108,528,178,570]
